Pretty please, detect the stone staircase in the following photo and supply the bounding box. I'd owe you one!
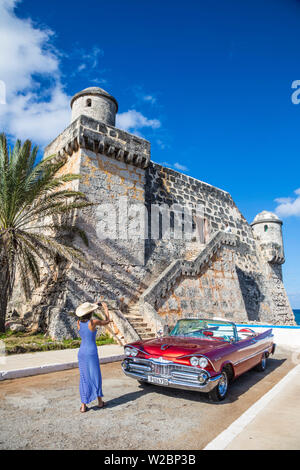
[122,232,237,342]
[184,243,205,261]
[141,231,237,309]
[123,304,156,341]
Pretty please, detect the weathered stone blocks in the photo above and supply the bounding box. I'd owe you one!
[8,86,295,340]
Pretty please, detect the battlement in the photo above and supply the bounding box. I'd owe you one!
[44,114,151,169]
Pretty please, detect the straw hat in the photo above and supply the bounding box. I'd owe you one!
[75,302,99,317]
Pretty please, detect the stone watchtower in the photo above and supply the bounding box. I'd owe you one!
[251,211,293,324]
[251,211,285,264]
[70,87,118,126]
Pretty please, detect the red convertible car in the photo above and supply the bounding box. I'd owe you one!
[121,318,275,401]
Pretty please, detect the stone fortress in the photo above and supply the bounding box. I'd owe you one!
[10,86,296,343]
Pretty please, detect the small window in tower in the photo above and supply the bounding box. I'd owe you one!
[264,225,268,232]
[86,99,92,107]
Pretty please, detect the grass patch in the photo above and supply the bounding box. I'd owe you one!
[0,330,115,355]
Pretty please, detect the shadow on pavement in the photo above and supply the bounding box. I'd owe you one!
[89,388,152,410]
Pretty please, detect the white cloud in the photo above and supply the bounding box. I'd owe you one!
[275,197,293,204]
[0,0,70,146]
[156,139,167,150]
[275,188,300,217]
[116,109,161,134]
[77,64,87,72]
[157,161,189,173]
[0,1,162,147]
[83,46,103,69]
[174,162,189,172]
[143,95,157,105]
[72,45,104,76]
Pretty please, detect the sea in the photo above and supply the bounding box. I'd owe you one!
[293,309,300,326]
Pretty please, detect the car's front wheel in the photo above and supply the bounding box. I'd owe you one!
[208,369,229,402]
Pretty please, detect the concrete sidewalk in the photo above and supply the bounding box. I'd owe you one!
[205,364,300,450]
[0,344,125,381]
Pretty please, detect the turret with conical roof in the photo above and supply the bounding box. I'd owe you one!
[251,210,285,264]
[70,86,118,126]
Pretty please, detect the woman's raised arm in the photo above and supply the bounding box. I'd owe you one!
[92,302,112,327]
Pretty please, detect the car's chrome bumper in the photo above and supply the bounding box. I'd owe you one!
[121,358,221,393]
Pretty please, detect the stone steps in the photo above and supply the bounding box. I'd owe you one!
[125,304,156,341]
[135,327,152,334]
[184,249,201,261]
[184,243,205,261]
[128,321,149,328]
[124,316,144,322]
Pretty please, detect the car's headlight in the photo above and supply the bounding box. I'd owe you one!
[190,356,199,366]
[189,357,209,368]
[124,347,138,357]
[199,357,208,369]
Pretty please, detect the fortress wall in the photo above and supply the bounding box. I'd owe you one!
[77,148,146,266]
[145,162,257,261]
[145,162,255,240]
[46,147,149,338]
[153,251,295,328]
[156,247,248,326]
[8,146,295,338]
[7,95,295,337]
[145,161,261,278]
[143,163,295,326]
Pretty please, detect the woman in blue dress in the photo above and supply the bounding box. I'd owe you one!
[76,301,112,413]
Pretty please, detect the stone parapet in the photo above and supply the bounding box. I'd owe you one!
[44,114,151,169]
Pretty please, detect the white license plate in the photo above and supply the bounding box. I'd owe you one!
[148,375,169,386]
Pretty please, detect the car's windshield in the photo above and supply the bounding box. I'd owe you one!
[170,318,236,342]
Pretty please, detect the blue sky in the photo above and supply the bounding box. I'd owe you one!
[0,0,299,307]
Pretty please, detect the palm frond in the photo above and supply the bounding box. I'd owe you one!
[0,134,94,329]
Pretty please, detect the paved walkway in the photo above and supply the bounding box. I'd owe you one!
[1,344,300,449]
[0,344,125,381]
[205,364,300,450]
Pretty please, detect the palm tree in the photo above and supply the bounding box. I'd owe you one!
[0,133,92,333]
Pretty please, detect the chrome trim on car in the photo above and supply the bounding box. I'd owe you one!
[121,357,221,393]
[128,362,152,372]
[232,347,271,366]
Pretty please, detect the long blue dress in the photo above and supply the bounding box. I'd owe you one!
[78,321,103,404]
